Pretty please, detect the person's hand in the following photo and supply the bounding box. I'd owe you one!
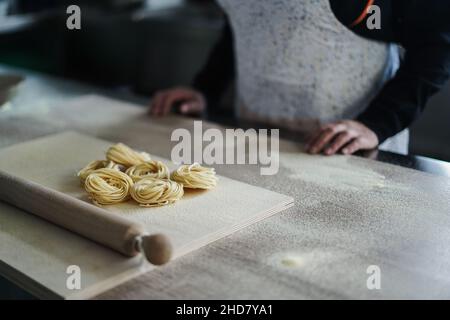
[306,120,379,155]
[150,87,206,116]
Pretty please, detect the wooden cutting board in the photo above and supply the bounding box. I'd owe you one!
[0,131,293,299]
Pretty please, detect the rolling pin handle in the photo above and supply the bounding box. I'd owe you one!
[136,234,173,266]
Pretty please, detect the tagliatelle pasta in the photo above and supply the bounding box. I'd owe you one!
[130,178,184,207]
[125,161,169,182]
[78,144,217,207]
[84,168,134,205]
[170,163,217,189]
[106,143,151,168]
[77,160,121,182]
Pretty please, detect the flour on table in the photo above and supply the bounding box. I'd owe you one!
[280,153,386,191]
[268,249,351,272]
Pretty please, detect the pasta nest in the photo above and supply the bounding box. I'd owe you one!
[84,168,134,205]
[106,143,151,168]
[170,163,217,189]
[77,160,121,182]
[125,160,169,182]
[130,178,184,207]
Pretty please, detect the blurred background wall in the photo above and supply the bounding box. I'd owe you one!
[0,0,448,161]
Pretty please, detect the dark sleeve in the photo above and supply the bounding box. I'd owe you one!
[357,24,450,143]
[192,19,235,108]
[357,42,450,143]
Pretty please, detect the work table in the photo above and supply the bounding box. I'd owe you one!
[1,65,450,299]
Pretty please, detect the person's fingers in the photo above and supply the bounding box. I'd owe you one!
[324,132,355,155]
[179,100,204,115]
[307,129,333,154]
[154,91,176,116]
[150,88,205,117]
[150,92,165,116]
[305,130,322,151]
[160,91,194,116]
[158,92,174,116]
[308,124,346,154]
[306,123,335,148]
[307,122,347,152]
[342,138,362,155]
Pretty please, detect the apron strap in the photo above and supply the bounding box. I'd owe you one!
[349,0,375,27]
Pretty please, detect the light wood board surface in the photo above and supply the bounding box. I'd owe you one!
[0,131,293,299]
[1,95,450,299]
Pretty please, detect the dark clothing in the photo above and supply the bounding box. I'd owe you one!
[193,22,235,108]
[194,0,450,144]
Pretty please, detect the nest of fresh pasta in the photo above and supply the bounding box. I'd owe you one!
[77,143,217,207]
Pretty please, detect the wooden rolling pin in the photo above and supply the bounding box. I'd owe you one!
[0,170,172,265]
